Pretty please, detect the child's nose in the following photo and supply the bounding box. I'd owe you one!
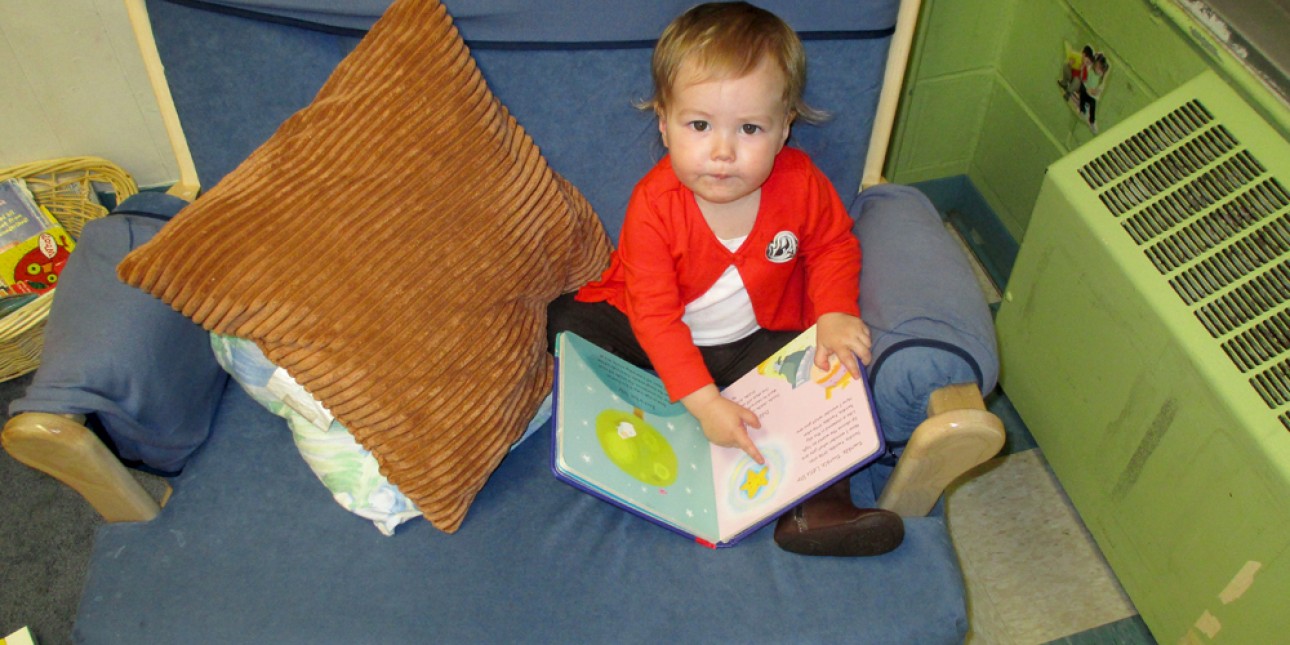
[711,134,735,162]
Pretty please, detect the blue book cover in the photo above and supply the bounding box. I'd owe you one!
[0,179,58,253]
[551,326,884,547]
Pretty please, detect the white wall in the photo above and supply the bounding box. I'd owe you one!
[0,0,181,190]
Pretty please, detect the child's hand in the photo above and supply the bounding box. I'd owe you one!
[815,312,872,379]
[681,385,764,465]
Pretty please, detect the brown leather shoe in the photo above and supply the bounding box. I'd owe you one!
[774,479,904,557]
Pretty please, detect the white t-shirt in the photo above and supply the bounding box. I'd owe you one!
[683,235,760,346]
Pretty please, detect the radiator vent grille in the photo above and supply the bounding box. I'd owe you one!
[1251,358,1290,409]
[1098,128,1240,216]
[1077,98,1290,414]
[1196,261,1290,336]
[1143,176,1287,273]
[1170,221,1290,304]
[1124,157,1276,246]
[1078,100,1214,189]
[1222,310,1290,372]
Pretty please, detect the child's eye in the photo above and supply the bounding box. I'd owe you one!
[689,120,709,132]
[741,124,762,135]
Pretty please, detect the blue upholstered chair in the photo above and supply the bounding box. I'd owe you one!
[3,1,1004,641]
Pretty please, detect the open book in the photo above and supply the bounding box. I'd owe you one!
[551,326,884,548]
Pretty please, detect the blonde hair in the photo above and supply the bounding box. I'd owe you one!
[643,2,826,123]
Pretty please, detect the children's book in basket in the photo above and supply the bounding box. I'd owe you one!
[0,178,75,298]
[552,325,884,548]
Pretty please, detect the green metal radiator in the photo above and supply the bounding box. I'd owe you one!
[997,70,1289,643]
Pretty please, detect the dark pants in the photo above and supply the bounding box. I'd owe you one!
[546,292,800,389]
[1079,85,1097,124]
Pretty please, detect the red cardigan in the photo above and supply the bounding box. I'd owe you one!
[577,147,861,400]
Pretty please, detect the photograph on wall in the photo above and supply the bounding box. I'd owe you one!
[1060,42,1112,133]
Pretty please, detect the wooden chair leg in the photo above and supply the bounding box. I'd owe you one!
[2,412,163,522]
[877,383,1005,517]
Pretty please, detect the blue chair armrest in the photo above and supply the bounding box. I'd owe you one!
[8,192,226,474]
[852,183,999,445]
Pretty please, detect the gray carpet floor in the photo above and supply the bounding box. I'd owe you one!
[0,372,98,645]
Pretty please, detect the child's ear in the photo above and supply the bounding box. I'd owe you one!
[657,109,669,148]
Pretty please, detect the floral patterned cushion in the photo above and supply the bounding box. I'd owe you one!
[210,333,548,535]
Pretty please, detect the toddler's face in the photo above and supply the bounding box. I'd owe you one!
[658,57,792,210]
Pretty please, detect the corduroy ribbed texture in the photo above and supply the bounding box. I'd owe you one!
[118,0,612,532]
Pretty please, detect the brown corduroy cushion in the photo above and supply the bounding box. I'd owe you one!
[117,0,611,532]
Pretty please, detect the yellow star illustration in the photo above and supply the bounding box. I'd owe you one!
[740,465,770,499]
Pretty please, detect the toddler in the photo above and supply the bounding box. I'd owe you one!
[548,1,902,557]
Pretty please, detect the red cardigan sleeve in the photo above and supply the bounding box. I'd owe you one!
[795,161,861,320]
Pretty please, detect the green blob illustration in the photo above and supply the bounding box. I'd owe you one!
[595,409,679,487]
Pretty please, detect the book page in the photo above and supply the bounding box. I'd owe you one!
[554,333,721,541]
[710,327,883,541]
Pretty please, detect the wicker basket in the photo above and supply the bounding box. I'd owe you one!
[0,157,138,381]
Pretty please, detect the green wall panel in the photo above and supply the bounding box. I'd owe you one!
[997,0,1080,136]
[1066,0,1207,95]
[890,0,1214,238]
[890,72,991,183]
[887,0,1011,185]
[913,0,1011,77]
[969,80,1062,240]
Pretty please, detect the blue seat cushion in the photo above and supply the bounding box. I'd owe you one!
[77,382,967,643]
